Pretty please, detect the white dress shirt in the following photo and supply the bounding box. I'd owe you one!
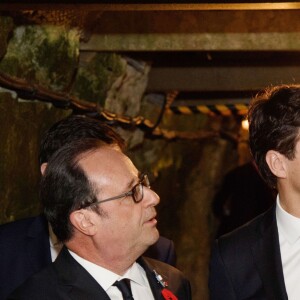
[276,197,300,300]
[48,224,62,262]
[69,250,155,300]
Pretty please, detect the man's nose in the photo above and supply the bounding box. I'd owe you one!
[143,187,160,207]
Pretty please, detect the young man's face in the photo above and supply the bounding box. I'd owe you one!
[283,139,300,197]
[79,146,160,258]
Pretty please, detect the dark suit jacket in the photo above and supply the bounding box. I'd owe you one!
[212,161,275,237]
[8,247,191,300]
[0,215,176,300]
[209,205,288,300]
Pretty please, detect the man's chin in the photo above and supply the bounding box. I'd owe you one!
[148,228,160,246]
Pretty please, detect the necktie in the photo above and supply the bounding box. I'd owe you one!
[113,279,134,300]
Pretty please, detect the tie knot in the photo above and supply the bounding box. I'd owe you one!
[113,279,134,300]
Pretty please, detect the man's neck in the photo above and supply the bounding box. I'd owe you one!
[66,239,144,275]
[278,192,300,218]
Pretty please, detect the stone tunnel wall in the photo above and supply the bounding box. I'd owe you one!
[0,16,241,300]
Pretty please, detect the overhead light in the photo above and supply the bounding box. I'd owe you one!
[241,119,249,131]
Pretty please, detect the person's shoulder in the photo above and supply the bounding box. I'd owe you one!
[216,205,275,251]
[8,263,57,299]
[156,235,173,246]
[0,215,47,239]
[141,256,191,298]
[141,256,188,284]
[143,256,179,273]
[144,235,177,266]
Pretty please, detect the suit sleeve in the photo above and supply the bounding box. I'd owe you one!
[208,240,236,300]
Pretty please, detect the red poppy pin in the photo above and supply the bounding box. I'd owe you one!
[153,270,178,300]
[161,288,178,300]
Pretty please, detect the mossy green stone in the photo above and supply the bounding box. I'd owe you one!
[0,25,80,92]
[72,53,125,104]
[0,16,14,60]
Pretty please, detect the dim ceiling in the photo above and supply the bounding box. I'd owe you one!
[2,2,300,106]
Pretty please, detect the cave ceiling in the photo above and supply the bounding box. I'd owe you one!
[2,2,300,109]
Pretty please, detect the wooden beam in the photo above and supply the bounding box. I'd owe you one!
[146,66,300,92]
[80,32,300,51]
[2,3,300,11]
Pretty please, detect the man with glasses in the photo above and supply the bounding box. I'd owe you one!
[9,137,191,299]
[0,115,177,300]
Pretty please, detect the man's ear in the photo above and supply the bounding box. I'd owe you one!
[265,150,287,179]
[69,210,97,236]
[40,163,47,175]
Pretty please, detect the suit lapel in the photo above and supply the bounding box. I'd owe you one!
[26,215,52,273]
[251,206,288,300]
[54,249,177,300]
[138,257,165,300]
[54,247,111,300]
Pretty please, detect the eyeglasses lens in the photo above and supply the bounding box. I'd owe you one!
[132,183,142,203]
[143,175,150,188]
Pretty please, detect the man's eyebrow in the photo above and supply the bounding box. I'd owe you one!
[125,177,136,189]
[125,172,141,189]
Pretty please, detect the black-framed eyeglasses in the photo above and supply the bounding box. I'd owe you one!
[90,173,150,206]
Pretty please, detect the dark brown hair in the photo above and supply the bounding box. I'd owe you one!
[248,84,300,187]
[39,114,125,164]
[41,139,109,242]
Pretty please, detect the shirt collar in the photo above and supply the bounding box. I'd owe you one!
[68,250,148,290]
[276,196,300,244]
[48,223,61,247]
[123,260,148,287]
